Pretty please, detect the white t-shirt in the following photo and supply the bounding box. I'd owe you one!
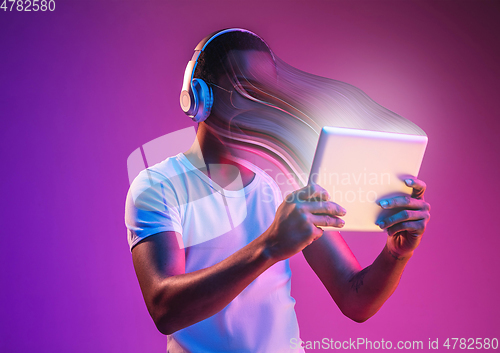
[125,153,304,353]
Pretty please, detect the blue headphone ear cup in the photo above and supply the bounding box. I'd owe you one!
[191,78,213,123]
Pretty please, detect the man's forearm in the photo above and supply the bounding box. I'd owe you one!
[149,235,276,335]
[341,244,412,322]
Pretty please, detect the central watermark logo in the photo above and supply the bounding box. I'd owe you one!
[126,127,396,244]
[126,127,248,248]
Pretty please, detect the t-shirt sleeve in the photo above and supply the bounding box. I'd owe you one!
[125,169,183,251]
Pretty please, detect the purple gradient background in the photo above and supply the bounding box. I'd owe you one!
[1,1,499,352]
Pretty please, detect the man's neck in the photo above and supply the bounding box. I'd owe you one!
[183,122,256,189]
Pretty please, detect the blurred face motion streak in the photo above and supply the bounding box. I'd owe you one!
[199,36,425,187]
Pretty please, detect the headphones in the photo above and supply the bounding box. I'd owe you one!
[180,28,270,123]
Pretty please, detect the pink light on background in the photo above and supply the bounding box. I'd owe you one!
[1,1,499,352]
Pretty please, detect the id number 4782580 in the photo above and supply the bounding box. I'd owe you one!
[443,338,498,350]
[1,0,55,11]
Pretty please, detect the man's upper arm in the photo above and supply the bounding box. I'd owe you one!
[132,231,186,305]
[302,230,362,306]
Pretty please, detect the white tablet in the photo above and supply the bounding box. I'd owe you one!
[308,126,428,232]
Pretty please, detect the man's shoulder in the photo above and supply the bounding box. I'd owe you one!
[135,153,187,180]
[128,153,189,197]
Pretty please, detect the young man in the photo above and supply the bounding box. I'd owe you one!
[125,29,431,353]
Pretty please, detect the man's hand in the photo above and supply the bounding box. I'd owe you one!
[376,177,431,259]
[264,183,346,261]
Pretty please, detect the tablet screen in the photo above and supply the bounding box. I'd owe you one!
[308,127,428,232]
